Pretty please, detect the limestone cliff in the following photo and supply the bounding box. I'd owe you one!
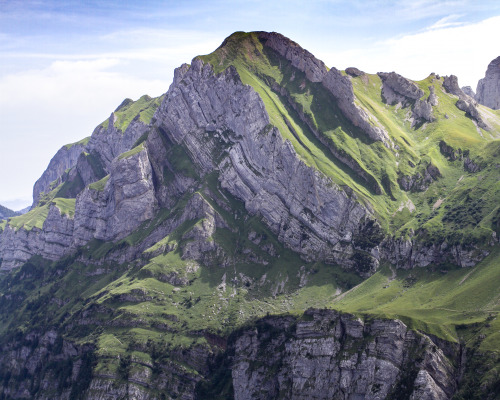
[476,55,500,110]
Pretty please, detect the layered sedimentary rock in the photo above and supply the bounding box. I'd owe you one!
[229,309,460,400]
[155,58,371,269]
[259,32,391,147]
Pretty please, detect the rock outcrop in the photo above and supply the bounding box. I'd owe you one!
[345,67,365,77]
[379,72,424,103]
[228,309,461,400]
[443,75,489,130]
[258,32,328,83]
[378,72,436,125]
[32,140,87,206]
[323,68,392,146]
[461,86,476,98]
[476,55,500,110]
[259,32,391,147]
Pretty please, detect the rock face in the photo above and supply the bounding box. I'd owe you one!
[476,55,500,109]
[461,86,476,98]
[379,71,424,103]
[378,72,436,125]
[258,32,327,83]
[0,146,157,270]
[228,309,460,400]
[0,204,75,270]
[259,32,391,147]
[155,58,371,269]
[323,68,392,146]
[443,75,489,130]
[32,141,87,206]
[72,145,157,245]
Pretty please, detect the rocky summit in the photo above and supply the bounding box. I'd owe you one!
[0,31,500,399]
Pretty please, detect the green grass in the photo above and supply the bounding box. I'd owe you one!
[64,136,90,150]
[99,94,164,133]
[117,143,145,160]
[6,203,50,231]
[198,31,500,246]
[88,175,109,191]
[52,198,76,218]
[333,247,500,347]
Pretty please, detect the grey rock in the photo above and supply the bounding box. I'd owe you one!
[428,86,439,106]
[345,67,365,77]
[476,55,500,109]
[86,112,149,171]
[230,309,460,400]
[456,99,489,130]
[73,145,157,245]
[32,141,87,206]
[443,75,489,130]
[0,204,75,270]
[323,68,392,146]
[258,32,328,83]
[461,85,476,98]
[378,71,424,102]
[413,98,435,123]
[443,75,469,101]
[259,32,391,147]
[378,72,436,125]
[155,58,372,270]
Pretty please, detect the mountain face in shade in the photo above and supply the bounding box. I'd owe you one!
[0,32,499,399]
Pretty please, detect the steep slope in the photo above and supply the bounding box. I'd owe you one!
[0,31,499,399]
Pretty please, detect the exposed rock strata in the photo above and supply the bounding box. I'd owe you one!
[229,309,461,400]
[379,71,424,103]
[155,58,372,269]
[476,55,500,110]
[259,32,391,147]
[323,68,392,146]
[1,147,157,270]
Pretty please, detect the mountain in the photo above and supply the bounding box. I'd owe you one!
[0,204,19,220]
[0,31,499,399]
[476,55,500,110]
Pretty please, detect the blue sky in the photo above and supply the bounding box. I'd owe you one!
[1,0,500,210]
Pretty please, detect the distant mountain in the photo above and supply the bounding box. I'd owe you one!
[0,204,19,220]
[0,31,499,399]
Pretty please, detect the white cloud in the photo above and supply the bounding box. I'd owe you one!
[0,30,222,207]
[317,15,500,89]
[0,58,166,207]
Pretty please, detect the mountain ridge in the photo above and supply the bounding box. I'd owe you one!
[0,31,499,399]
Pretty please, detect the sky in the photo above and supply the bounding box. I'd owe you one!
[1,0,500,210]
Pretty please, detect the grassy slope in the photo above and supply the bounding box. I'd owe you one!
[199,32,500,248]
[100,94,164,133]
[333,247,500,347]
